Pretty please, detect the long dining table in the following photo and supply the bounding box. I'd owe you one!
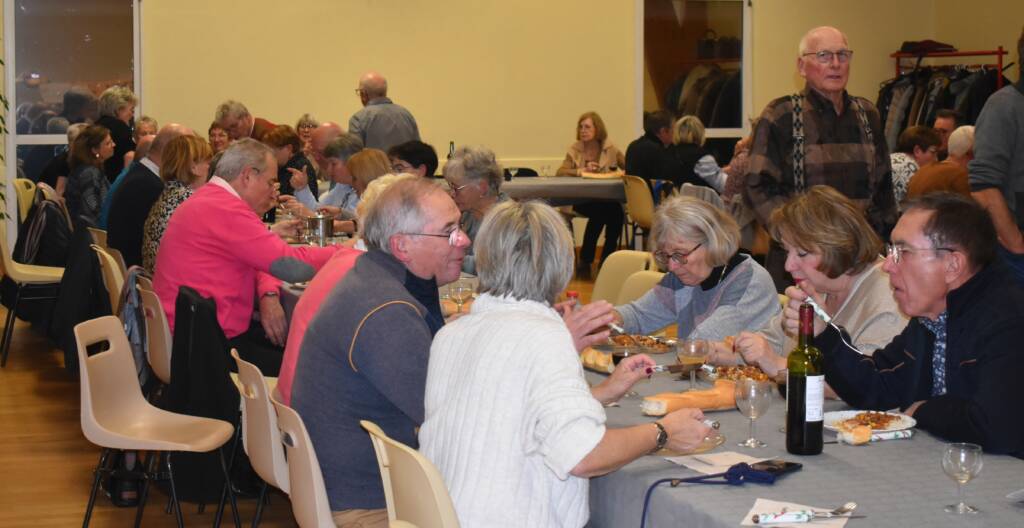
[500,176,625,204]
[583,356,1024,527]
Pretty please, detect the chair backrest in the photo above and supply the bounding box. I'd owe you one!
[138,287,172,385]
[36,182,74,231]
[361,420,459,528]
[617,270,666,305]
[14,178,35,222]
[231,349,290,494]
[105,246,129,279]
[679,182,725,210]
[271,396,335,528]
[591,250,656,304]
[74,315,150,449]
[87,227,108,248]
[136,275,153,292]
[622,174,656,230]
[92,244,125,315]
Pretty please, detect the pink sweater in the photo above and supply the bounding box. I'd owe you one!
[153,183,335,338]
[277,247,364,404]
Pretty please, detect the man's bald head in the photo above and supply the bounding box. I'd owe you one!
[134,134,156,161]
[357,71,388,106]
[798,26,848,56]
[311,122,344,167]
[149,123,194,166]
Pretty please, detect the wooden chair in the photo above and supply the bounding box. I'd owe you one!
[590,250,656,304]
[616,270,666,305]
[271,395,335,528]
[74,316,240,528]
[622,174,656,249]
[14,178,35,223]
[361,420,460,528]
[0,219,64,367]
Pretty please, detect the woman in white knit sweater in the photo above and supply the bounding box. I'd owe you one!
[419,200,711,528]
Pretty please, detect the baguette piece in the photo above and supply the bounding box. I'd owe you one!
[641,379,736,415]
[579,348,614,374]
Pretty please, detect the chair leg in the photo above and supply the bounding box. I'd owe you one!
[82,448,111,528]
[251,481,269,528]
[214,425,242,528]
[165,453,185,528]
[133,452,156,528]
[220,447,242,528]
[0,284,24,367]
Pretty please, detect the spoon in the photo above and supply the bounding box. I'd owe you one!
[813,502,858,518]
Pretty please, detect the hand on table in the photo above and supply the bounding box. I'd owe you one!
[734,331,786,377]
[593,353,656,404]
[707,339,742,366]
[555,300,615,352]
[259,294,287,347]
[318,205,342,218]
[660,408,712,452]
[781,283,827,337]
[584,161,601,172]
[271,218,303,239]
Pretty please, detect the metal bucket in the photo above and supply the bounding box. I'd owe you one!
[304,214,334,246]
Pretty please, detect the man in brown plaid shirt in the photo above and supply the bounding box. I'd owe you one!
[744,26,897,290]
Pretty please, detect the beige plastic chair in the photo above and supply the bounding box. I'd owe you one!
[136,275,153,292]
[14,178,35,222]
[271,396,335,528]
[87,227,108,248]
[0,219,64,367]
[230,349,290,527]
[36,182,74,231]
[74,316,239,528]
[622,174,656,249]
[138,287,172,385]
[616,270,666,305]
[106,246,129,279]
[680,182,726,210]
[91,244,125,315]
[361,420,460,528]
[590,250,656,304]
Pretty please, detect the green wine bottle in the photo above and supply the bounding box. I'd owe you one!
[786,303,824,455]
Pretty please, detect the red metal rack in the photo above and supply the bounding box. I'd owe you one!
[890,47,1008,89]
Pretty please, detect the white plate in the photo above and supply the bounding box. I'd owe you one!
[823,410,916,433]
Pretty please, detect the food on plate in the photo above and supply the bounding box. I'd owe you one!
[579,347,614,373]
[839,411,900,431]
[641,379,736,415]
[609,334,672,352]
[710,365,770,382]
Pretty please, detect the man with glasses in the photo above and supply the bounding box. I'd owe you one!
[746,25,896,291]
[349,71,421,151]
[214,99,276,142]
[784,193,1024,455]
[387,139,439,178]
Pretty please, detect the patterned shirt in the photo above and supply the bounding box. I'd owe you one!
[142,180,192,273]
[889,152,918,207]
[918,311,949,396]
[744,87,897,237]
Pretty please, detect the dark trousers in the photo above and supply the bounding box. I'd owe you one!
[575,201,624,265]
[227,321,284,377]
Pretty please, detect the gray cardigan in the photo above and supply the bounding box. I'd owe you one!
[616,253,779,340]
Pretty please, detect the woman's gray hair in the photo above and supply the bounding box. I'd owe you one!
[362,178,443,254]
[98,86,137,118]
[475,200,574,305]
[324,133,365,163]
[651,195,739,267]
[215,138,272,182]
[215,100,250,122]
[355,172,419,235]
[442,145,503,196]
[673,115,706,146]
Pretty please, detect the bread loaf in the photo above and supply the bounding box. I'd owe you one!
[641,379,736,415]
[579,348,614,373]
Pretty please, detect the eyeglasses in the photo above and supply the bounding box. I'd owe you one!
[886,243,955,264]
[654,243,703,267]
[802,49,854,64]
[447,182,470,195]
[405,227,465,247]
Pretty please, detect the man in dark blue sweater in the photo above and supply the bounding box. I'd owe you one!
[786,193,1024,456]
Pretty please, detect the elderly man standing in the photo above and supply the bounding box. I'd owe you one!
[215,100,277,142]
[291,177,468,527]
[745,26,896,290]
[785,193,1024,456]
[153,139,336,375]
[968,27,1024,284]
[349,71,420,151]
[107,123,190,267]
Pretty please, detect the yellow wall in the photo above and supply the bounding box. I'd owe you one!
[142,0,638,168]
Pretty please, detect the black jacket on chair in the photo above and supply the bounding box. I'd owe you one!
[48,226,111,373]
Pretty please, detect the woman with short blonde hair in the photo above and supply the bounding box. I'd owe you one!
[96,85,139,179]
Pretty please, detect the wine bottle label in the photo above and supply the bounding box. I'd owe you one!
[805,375,824,421]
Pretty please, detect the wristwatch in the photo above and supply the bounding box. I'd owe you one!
[652,421,668,453]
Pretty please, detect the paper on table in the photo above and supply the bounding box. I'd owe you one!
[741,498,849,527]
[664,451,768,475]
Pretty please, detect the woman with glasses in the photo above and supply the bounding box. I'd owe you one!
[613,195,778,340]
[443,145,510,274]
[891,126,942,207]
[707,186,907,377]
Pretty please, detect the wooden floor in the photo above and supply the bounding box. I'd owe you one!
[0,277,596,527]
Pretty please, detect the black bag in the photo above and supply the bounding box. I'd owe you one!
[697,29,718,59]
[717,36,742,59]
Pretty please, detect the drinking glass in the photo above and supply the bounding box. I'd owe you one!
[449,280,475,313]
[676,339,708,390]
[611,349,639,398]
[942,443,983,514]
[735,378,772,448]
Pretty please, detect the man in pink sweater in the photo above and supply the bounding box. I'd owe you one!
[153,138,340,375]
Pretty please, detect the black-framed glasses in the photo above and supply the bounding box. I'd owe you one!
[802,49,853,64]
[405,227,465,247]
[654,243,703,267]
[886,243,955,264]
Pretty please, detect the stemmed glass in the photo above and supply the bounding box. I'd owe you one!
[942,443,983,514]
[735,378,772,448]
[676,339,708,390]
[449,279,475,313]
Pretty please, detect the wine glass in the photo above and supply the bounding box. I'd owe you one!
[942,443,983,514]
[735,378,772,448]
[676,339,708,390]
[449,280,475,313]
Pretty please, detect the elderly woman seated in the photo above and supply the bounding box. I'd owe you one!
[443,145,510,274]
[420,200,711,527]
[708,185,908,377]
[613,195,778,340]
